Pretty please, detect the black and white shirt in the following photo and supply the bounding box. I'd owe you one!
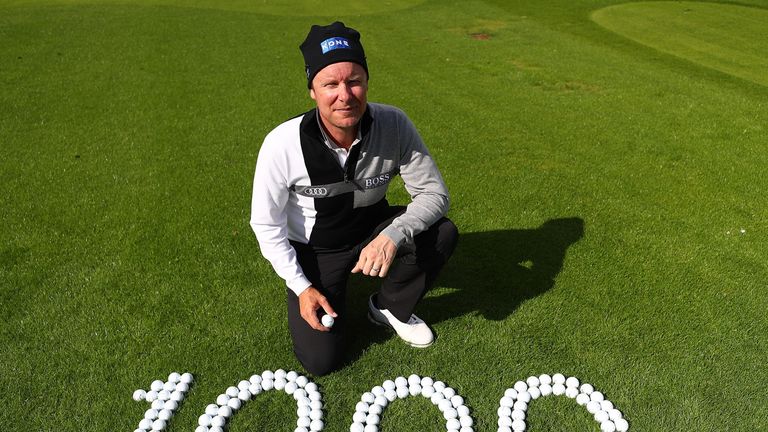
[250,103,449,295]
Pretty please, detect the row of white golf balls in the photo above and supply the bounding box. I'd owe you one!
[351,374,473,432]
[195,369,324,432]
[132,372,194,432]
[497,373,629,432]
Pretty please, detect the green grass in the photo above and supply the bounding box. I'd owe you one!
[1,0,767,431]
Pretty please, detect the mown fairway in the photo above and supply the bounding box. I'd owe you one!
[1,0,767,430]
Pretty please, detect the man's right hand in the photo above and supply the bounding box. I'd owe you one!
[298,286,337,332]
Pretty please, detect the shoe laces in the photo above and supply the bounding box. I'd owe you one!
[407,315,424,325]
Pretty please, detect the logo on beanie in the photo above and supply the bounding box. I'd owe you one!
[321,37,351,54]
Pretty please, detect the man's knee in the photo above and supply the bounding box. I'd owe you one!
[435,217,459,260]
[296,349,343,377]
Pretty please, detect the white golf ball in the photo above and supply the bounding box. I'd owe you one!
[239,389,252,401]
[350,423,364,432]
[297,416,311,428]
[504,388,518,399]
[158,409,172,421]
[369,403,382,415]
[363,425,377,432]
[216,394,230,406]
[590,391,605,402]
[295,428,309,432]
[218,406,233,418]
[362,392,375,404]
[565,377,580,388]
[500,396,514,408]
[321,314,335,328]
[442,387,456,399]
[170,390,184,402]
[206,404,219,416]
[180,373,194,384]
[407,374,420,386]
[517,391,531,403]
[511,409,525,420]
[552,383,566,395]
[601,400,614,411]
[576,393,591,405]
[396,387,409,399]
[305,382,318,393]
[511,419,526,431]
[198,414,212,427]
[210,416,226,427]
[275,369,287,380]
[451,395,464,407]
[194,426,208,432]
[382,380,396,391]
[157,390,171,401]
[433,381,446,392]
[565,387,579,398]
[250,374,263,385]
[309,419,323,431]
[151,380,164,392]
[615,418,629,431]
[498,416,512,427]
[538,374,552,385]
[439,399,453,412]
[225,386,238,398]
[309,391,322,402]
[409,384,422,396]
[151,399,165,411]
[498,406,511,418]
[443,408,458,420]
[601,420,616,432]
[287,371,299,382]
[176,382,189,393]
[430,392,444,405]
[513,381,527,393]
[133,389,147,402]
[296,376,309,388]
[539,384,552,396]
[262,370,275,381]
[228,398,242,411]
[526,376,540,388]
[580,383,594,395]
[366,413,380,425]
[512,400,527,412]
[151,419,166,431]
[552,373,566,384]
[595,410,610,423]
[587,401,602,414]
[355,401,369,413]
[457,405,470,417]
[353,411,366,423]
[139,419,153,430]
[528,387,541,399]
[384,389,397,402]
[374,395,388,407]
[209,428,224,432]
[163,400,178,411]
[285,382,298,395]
[163,381,176,392]
[144,409,158,420]
[421,386,435,398]
[460,415,473,427]
[262,379,274,391]
[446,418,461,430]
[310,409,323,420]
[421,376,434,387]
[609,408,623,421]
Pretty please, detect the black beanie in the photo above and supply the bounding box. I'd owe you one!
[299,21,368,89]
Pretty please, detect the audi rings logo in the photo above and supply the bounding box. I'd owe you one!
[303,187,328,197]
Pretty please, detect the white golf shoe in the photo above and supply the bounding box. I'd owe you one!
[368,295,434,348]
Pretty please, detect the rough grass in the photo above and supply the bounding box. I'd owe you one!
[1,0,768,431]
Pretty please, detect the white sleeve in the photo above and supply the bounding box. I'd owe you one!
[249,135,312,296]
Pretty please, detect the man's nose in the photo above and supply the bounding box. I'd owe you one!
[337,83,352,101]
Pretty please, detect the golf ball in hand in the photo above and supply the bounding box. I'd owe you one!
[321,314,334,328]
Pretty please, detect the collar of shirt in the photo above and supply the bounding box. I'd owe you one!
[316,110,361,167]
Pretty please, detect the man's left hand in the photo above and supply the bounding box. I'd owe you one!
[351,234,397,278]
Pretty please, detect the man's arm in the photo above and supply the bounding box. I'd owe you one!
[249,134,337,330]
[380,110,450,247]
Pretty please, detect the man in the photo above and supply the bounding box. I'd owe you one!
[250,21,458,376]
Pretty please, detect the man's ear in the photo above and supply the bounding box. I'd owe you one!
[309,87,316,100]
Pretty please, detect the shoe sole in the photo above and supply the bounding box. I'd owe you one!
[367,312,434,348]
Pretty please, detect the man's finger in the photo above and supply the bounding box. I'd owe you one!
[377,260,390,278]
[318,297,337,317]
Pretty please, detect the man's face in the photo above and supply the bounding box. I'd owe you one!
[310,62,368,134]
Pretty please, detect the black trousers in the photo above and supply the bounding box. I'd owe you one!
[287,206,458,376]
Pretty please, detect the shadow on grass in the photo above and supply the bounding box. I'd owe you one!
[423,217,585,323]
[341,217,584,366]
